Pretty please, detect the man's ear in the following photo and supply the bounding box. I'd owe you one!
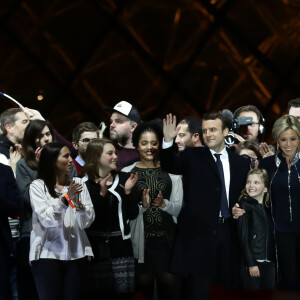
[130,122,138,133]
[192,133,200,142]
[223,127,229,136]
[5,123,13,135]
[72,142,79,150]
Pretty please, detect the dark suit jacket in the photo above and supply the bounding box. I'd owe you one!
[0,163,23,256]
[160,146,249,284]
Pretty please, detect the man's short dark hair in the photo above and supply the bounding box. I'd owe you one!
[288,98,300,111]
[0,108,23,135]
[202,112,231,131]
[72,122,98,143]
[179,116,202,135]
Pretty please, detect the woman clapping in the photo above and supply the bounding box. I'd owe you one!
[29,143,94,300]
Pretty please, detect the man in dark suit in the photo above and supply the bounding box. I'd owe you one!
[0,163,23,299]
[161,112,249,300]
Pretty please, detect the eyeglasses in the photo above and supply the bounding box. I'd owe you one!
[79,138,97,144]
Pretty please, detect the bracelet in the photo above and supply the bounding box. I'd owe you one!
[61,197,69,207]
[64,194,75,208]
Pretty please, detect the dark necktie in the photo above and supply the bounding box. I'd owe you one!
[214,154,230,219]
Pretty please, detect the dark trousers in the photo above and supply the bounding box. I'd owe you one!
[0,254,11,300]
[211,222,232,287]
[241,261,275,290]
[31,258,87,300]
[276,231,300,286]
[16,238,38,300]
[179,222,232,300]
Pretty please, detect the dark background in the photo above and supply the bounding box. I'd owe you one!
[1,0,299,142]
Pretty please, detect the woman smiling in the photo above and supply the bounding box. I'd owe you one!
[29,143,94,300]
[122,120,183,300]
[260,115,300,286]
[82,138,139,299]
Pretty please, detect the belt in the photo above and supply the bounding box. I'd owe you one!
[218,217,229,224]
[87,230,122,237]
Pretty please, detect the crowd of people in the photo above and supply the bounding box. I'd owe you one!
[1,98,300,300]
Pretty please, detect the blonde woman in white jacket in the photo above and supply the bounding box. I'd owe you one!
[122,120,183,300]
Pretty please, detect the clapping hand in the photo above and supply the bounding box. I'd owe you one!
[67,181,83,208]
[153,191,165,208]
[8,145,22,174]
[98,173,112,197]
[124,172,138,195]
[142,189,150,208]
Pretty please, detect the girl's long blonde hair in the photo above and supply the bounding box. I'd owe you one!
[239,168,270,207]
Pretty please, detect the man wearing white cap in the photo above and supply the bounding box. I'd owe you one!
[107,100,141,169]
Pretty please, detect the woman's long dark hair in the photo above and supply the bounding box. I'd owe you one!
[37,142,65,198]
[22,120,54,170]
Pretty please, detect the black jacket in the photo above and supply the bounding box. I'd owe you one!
[0,135,15,159]
[0,163,23,256]
[237,195,276,267]
[85,172,139,239]
[160,145,249,284]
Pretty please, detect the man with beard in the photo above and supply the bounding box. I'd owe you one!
[72,122,99,175]
[234,105,264,143]
[107,100,142,169]
[175,116,202,153]
[233,105,274,157]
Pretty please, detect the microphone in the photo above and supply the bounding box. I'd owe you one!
[221,109,234,122]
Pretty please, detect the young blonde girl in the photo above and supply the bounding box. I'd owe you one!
[237,168,276,290]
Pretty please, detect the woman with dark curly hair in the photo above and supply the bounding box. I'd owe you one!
[122,120,183,300]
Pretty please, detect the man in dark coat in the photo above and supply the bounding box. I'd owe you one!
[0,163,23,299]
[161,112,249,299]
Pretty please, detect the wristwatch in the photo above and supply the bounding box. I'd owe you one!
[75,202,84,211]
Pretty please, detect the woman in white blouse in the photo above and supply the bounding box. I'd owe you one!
[29,142,94,300]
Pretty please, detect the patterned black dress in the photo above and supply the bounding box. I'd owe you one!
[131,166,176,273]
